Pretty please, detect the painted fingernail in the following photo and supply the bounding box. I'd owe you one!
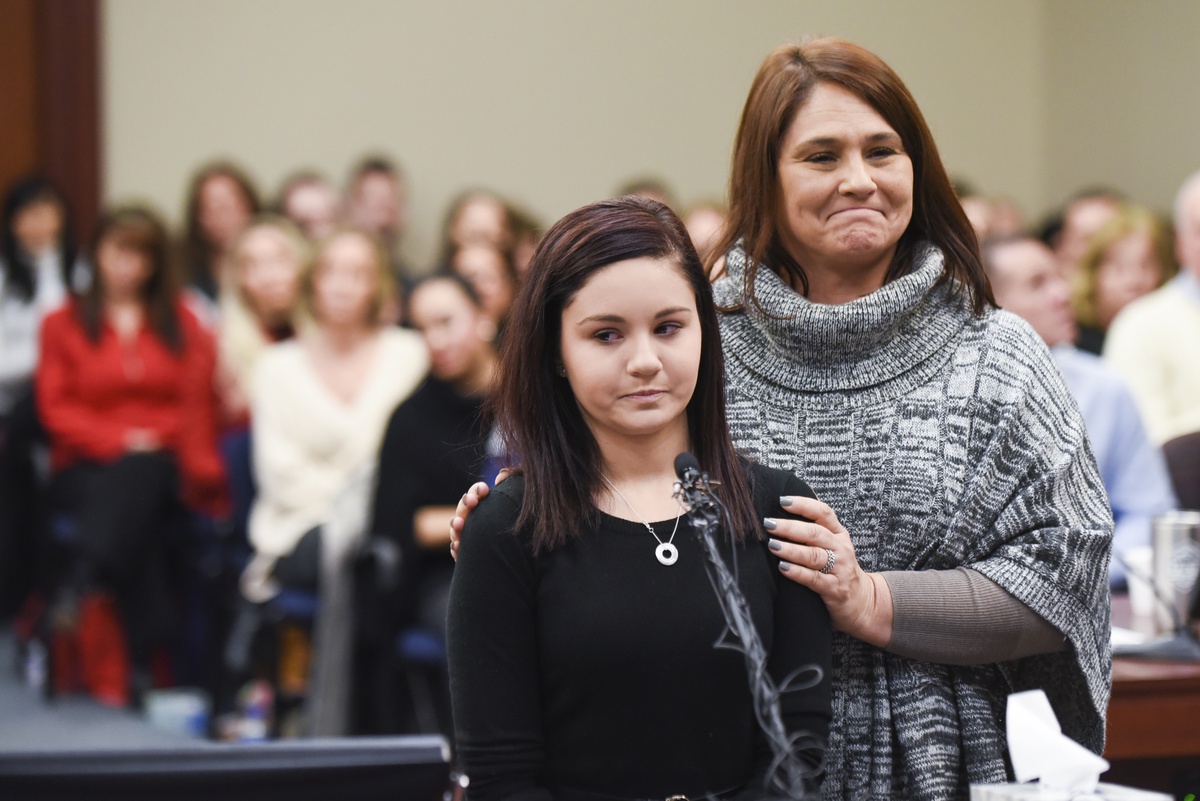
[763,518,778,531]
[778,561,791,573]
[768,538,782,552]
[779,496,793,507]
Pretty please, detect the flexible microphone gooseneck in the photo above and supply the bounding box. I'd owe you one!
[673,453,822,799]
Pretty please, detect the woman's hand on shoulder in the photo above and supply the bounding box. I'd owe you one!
[766,495,894,648]
[449,468,512,561]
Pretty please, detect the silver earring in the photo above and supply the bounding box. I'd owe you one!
[556,364,567,377]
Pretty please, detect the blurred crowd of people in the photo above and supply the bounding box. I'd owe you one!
[0,153,1197,737]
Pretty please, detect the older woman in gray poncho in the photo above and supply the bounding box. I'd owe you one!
[709,39,1111,799]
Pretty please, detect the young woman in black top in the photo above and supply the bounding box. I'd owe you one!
[447,196,831,801]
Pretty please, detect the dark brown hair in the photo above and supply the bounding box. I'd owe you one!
[713,38,994,315]
[182,161,261,290]
[81,206,182,352]
[1,174,77,303]
[493,195,757,553]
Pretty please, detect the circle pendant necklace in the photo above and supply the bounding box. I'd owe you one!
[601,474,683,566]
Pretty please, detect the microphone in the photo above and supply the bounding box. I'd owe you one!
[672,452,821,798]
[674,451,702,487]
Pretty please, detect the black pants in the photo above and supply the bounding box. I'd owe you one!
[52,452,183,671]
[0,388,46,620]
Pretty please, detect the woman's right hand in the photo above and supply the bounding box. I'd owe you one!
[449,469,511,560]
[124,428,162,452]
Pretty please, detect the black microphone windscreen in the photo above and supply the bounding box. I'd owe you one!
[674,451,701,480]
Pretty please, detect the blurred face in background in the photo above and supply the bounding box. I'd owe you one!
[97,231,153,303]
[988,239,1077,347]
[683,205,727,265]
[451,243,516,324]
[1093,230,1165,328]
[283,181,341,242]
[237,226,303,326]
[348,172,405,244]
[13,197,64,256]
[1176,183,1200,278]
[409,279,494,386]
[312,232,380,329]
[451,195,511,250]
[1056,196,1119,278]
[199,174,254,252]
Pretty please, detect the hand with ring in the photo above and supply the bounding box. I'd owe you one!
[449,468,513,560]
[765,495,894,648]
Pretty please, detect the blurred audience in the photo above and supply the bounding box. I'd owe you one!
[361,277,501,734]
[616,176,677,210]
[984,236,1176,586]
[37,206,227,704]
[439,190,514,265]
[1106,171,1200,443]
[217,217,308,425]
[507,203,542,277]
[1071,204,1176,354]
[371,275,498,636]
[682,201,727,276]
[182,162,261,307]
[1053,188,1122,280]
[240,227,426,605]
[0,176,87,617]
[446,242,517,335]
[0,176,86,413]
[277,172,342,242]
[344,156,407,272]
[958,191,1028,245]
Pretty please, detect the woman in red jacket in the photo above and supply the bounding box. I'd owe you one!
[37,206,226,703]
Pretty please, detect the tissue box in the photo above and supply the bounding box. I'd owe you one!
[971,784,1171,801]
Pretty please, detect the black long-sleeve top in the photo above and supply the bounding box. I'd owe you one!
[370,376,488,628]
[447,462,832,801]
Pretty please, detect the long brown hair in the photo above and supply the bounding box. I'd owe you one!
[182,161,261,290]
[80,206,182,352]
[713,38,993,315]
[493,196,757,553]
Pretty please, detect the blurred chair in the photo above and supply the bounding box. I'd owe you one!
[1163,431,1200,510]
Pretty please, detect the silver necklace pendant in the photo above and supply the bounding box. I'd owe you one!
[655,541,679,566]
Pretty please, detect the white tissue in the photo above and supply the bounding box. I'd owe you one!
[1007,690,1109,792]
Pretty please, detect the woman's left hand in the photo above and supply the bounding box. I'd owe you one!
[766,495,894,648]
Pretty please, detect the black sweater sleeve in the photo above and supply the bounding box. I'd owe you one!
[446,479,552,801]
[746,469,833,796]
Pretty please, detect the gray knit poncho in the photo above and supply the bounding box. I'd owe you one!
[714,243,1112,801]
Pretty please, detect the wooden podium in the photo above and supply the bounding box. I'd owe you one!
[1103,595,1200,794]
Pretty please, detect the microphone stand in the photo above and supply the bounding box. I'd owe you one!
[674,457,821,799]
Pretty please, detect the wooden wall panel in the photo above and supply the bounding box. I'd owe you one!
[37,0,101,243]
[0,0,99,243]
[0,0,40,197]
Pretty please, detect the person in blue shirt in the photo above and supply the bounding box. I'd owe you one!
[983,236,1177,587]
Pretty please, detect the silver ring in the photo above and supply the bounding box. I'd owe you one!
[819,549,835,574]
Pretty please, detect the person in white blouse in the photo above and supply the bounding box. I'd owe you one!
[241,226,427,602]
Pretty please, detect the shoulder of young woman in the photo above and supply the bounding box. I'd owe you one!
[743,460,817,516]
[458,474,535,558]
[463,473,526,532]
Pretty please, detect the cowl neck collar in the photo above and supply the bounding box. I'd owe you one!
[714,242,969,393]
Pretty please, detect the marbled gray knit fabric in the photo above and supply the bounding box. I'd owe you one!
[714,243,1112,801]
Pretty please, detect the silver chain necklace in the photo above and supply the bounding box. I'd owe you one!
[600,474,683,566]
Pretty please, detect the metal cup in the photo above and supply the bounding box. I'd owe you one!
[1150,511,1200,631]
